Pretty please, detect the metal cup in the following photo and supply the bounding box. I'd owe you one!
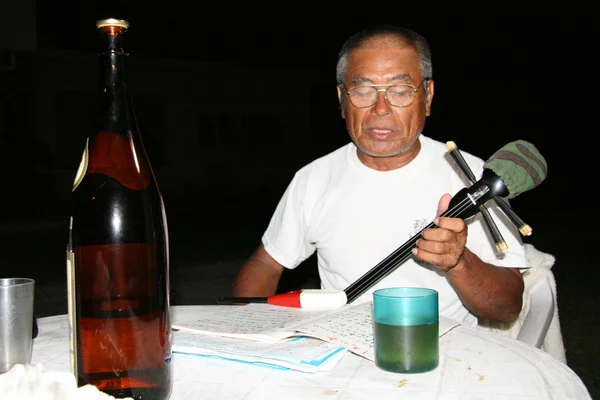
[0,278,35,374]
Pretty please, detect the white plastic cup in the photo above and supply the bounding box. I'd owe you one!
[0,278,35,374]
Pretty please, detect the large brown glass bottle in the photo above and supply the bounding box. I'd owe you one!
[66,18,172,400]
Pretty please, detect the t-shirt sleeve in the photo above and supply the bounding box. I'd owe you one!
[261,172,316,270]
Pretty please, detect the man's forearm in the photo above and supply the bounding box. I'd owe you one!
[447,248,524,323]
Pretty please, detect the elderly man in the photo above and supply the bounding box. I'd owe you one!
[232,24,527,326]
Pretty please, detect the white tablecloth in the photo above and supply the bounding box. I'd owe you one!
[32,305,591,399]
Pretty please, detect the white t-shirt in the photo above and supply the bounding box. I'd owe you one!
[262,134,528,326]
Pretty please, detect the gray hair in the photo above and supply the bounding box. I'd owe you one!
[335,25,433,87]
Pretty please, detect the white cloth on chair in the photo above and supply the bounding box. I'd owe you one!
[477,243,567,363]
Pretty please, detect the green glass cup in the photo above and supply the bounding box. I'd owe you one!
[373,287,439,374]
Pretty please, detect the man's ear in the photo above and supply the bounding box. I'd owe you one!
[425,79,434,116]
[336,85,346,119]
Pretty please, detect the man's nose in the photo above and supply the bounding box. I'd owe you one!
[372,89,391,115]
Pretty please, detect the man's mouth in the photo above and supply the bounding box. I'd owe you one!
[371,128,393,133]
[365,127,396,138]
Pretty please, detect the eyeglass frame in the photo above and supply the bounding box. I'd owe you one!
[342,79,430,109]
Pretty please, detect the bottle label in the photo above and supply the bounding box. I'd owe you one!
[66,250,78,377]
[72,138,89,191]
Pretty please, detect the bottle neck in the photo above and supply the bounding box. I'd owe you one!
[87,29,153,190]
[96,32,136,136]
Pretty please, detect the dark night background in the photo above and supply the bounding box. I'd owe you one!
[30,5,597,226]
[1,2,598,397]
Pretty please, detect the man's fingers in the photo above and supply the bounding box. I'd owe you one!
[437,193,452,216]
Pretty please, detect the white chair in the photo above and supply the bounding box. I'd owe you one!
[516,276,555,348]
[477,244,566,363]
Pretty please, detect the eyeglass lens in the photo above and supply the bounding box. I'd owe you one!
[349,85,418,108]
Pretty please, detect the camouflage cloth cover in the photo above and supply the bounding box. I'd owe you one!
[483,140,548,199]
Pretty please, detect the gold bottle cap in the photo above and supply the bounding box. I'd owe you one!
[96,18,129,29]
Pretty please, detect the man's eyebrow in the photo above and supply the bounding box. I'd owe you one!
[389,74,413,82]
[350,77,375,85]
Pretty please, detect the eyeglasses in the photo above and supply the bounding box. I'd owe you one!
[344,79,428,108]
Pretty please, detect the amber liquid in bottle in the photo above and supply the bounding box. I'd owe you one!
[66,19,172,400]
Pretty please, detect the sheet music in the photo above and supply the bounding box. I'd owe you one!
[294,302,375,360]
[172,301,460,363]
[173,304,341,343]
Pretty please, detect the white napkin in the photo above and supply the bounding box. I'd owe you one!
[0,364,133,400]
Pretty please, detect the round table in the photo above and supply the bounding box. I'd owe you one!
[31,305,591,399]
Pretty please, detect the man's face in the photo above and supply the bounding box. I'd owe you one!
[337,38,434,163]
